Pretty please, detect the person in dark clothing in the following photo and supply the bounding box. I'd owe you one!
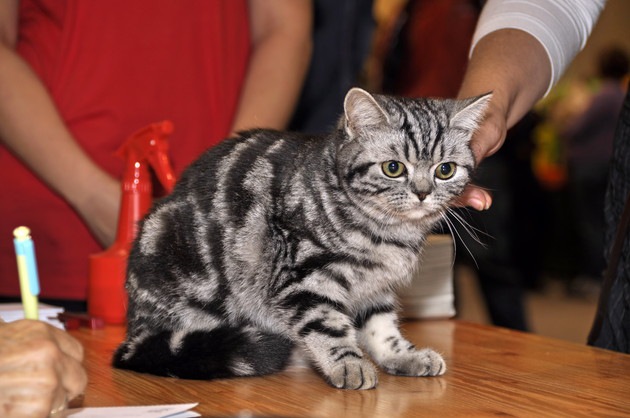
[290,0,375,134]
[588,82,630,353]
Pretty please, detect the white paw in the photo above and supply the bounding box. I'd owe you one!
[380,348,446,377]
[328,358,378,390]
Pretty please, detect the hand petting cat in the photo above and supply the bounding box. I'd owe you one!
[455,29,553,212]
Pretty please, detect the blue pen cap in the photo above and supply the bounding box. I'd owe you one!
[13,227,41,296]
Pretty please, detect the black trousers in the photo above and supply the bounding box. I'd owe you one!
[588,85,630,353]
[451,114,545,331]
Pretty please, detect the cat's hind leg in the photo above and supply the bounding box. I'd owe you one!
[112,325,293,380]
[357,309,446,377]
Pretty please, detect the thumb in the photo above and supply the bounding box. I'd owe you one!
[455,184,493,211]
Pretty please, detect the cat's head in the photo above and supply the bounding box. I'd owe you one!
[337,88,491,225]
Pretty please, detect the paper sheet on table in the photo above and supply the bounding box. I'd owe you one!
[66,403,200,418]
[0,302,65,329]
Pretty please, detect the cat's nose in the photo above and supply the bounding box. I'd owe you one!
[412,178,432,202]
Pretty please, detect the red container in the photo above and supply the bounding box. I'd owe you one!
[88,121,176,324]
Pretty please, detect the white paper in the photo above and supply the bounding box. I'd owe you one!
[0,302,65,329]
[65,403,200,418]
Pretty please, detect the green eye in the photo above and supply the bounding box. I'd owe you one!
[435,162,457,179]
[382,161,406,178]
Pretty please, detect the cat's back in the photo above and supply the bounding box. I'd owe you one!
[126,128,322,316]
[178,129,323,189]
[138,128,328,234]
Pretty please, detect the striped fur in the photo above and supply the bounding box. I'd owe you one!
[113,88,491,389]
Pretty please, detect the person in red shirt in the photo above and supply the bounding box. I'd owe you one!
[0,0,312,310]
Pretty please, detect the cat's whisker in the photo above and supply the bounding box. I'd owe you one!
[437,214,459,269]
[446,207,491,246]
[439,211,479,269]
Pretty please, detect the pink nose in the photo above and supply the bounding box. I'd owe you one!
[417,192,428,201]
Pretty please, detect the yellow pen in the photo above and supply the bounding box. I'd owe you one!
[13,226,40,320]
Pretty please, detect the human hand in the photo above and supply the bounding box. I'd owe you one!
[454,28,553,211]
[0,320,87,418]
[456,96,508,211]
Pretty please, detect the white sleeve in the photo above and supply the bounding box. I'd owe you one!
[471,0,606,95]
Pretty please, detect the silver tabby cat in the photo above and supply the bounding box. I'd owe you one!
[113,88,490,390]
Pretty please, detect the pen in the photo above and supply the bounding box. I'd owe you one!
[13,226,40,320]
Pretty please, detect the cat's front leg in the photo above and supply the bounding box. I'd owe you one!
[292,302,378,390]
[357,309,446,377]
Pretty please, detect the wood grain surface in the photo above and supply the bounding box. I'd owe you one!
[70,320,630,417]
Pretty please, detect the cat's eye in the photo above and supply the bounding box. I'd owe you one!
[435,162,457,180]
[382,161,406,178]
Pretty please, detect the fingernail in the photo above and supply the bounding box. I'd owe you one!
[469,198,485,211]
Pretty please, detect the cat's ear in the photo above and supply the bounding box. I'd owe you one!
[449,92,493,138]
[343,88,389,137]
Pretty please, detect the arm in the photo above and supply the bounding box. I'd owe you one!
[0,1,120,246]
[457,0,605,210]
[0,320,87,418]
[230,0,313,133]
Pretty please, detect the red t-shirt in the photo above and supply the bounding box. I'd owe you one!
[0,0,250,300]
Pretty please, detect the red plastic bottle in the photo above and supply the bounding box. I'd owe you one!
[88,121,176,324]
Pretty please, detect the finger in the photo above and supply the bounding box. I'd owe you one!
[57,351,88,400]
[0,395,51,418]
[455,184,493,211]
[470,122,505,164]
[47,325,84,363]
[468,100,508,164]
[3,320,83,363]
[49,386,68,417]
[0,369,57,418]
[0,354,84,416]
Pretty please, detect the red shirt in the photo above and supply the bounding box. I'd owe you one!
[389,0,479,98]
[0,0,250,300]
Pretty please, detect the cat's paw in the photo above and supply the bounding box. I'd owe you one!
[380,348,446,377]
[327,358,378,390]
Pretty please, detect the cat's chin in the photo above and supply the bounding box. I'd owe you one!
[399,206,445,224]
[401,208,432,221]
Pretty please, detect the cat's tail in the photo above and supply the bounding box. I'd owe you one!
[112,326,293,379]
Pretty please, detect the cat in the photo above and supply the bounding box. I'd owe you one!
[113,87,491,390]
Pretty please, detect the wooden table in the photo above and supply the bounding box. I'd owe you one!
[70,320,630,417]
